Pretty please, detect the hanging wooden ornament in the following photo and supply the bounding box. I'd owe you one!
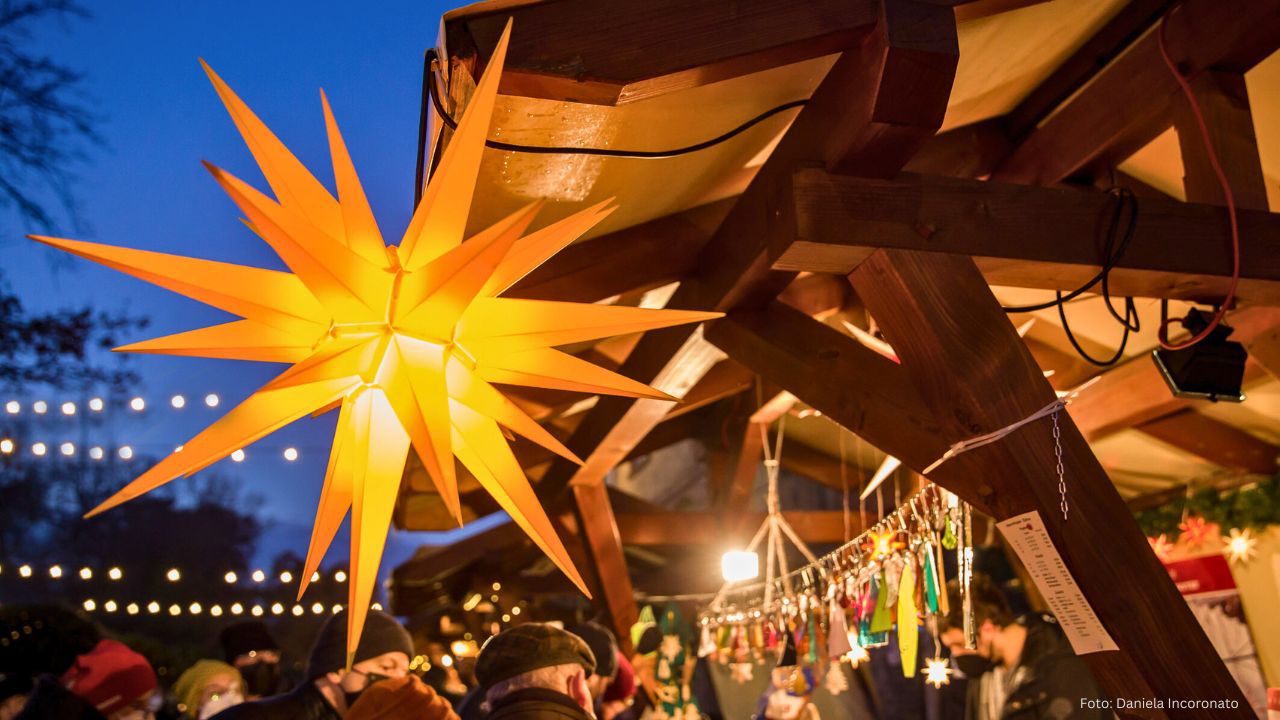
[698,625,716,658]
[827,599,853,658]
[922,543,940,614]
[825,662,849,695]
[897,562,919,678]
[870,573,893,634]
[778,626,799,668]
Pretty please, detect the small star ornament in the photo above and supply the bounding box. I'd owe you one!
[844,643,870,668]
[729,662,754,684]
[1147,534,1173,561]
[1225,527,1258,566]
[923,657,952,688]
[1179,516,1214,548]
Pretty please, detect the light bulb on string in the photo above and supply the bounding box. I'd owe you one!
[48,565,63,579]
[129,397,145,411]
[147,601,160,614]
[126,603,139,615]
[270,603,284,616]
[224,571,238,584]
[252,569,265,583]
[283,447,298,461]
[334,570,347,582]
[4,401,18,414]
[189,602,202,615]
[231,603,244,616]
[31,442,47,457]
[89,398,104,412]
[311,571,319,583]
[0,439,13,454]
[291,605,304,617]
[280,570,293,583]
[18,564,32,578]
[166,568,181,582]
[231,449,245,463]
[204,393,219,407]
[89,446,103,460]
[168,604,181,616]
[312,603,324,615]
[82,599,96,612]
[171,394,185,409]
[108,567,122,580]
[60,442,75,456]
[251,605,264,617]
[211,605,223,617]
[61,402,76,415]
[33,401,47,414]
[104,600,118,613]
[79,567,92,580]
[118,446,133,460]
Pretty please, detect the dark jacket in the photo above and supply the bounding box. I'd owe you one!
[14,674,105,720]
[487,688,594,720]
[210,681,340,720]
[967,614,1109,720]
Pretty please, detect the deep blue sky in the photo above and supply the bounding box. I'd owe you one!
[3,1,509,573]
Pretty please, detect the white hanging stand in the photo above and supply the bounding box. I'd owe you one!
[712,415,819,611]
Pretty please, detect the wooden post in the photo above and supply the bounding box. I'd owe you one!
[849,249,1249,717]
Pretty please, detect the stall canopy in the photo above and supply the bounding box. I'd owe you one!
[390,1,1280,716]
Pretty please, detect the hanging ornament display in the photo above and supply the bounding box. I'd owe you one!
[1147,534,1174,561]
[28,19,718,661]
[701,484,965,682]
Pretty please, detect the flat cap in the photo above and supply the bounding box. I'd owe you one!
[475,624,596,689]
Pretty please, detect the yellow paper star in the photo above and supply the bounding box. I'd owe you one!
[29,20,719,661]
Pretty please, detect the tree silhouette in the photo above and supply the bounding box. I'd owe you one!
[0,0,99,233]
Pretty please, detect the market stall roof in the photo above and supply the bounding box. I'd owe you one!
[394,0,1280,536]
[392,1,1279,708]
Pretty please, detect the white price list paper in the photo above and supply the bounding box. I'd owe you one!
[996,511,1118,654]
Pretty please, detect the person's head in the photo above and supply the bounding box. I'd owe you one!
[568,623,618,700]
[475,624,597,717]
[61,639,158,720]
[937,574,1016,664]
[307,610,413,714]
[346,675,456,720]
[218,621,282,698]
[173,659,244,719]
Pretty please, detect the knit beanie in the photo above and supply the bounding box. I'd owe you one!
[61,639,156,715]
[346,675,457,720]
[219,621,279,662]
[306,610,413,680]
[568,623,618,679]
[172,659,242,715]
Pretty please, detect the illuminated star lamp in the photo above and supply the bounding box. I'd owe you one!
[29,20,719,662]
[1225,527,1258,566]
[923,657,952,688]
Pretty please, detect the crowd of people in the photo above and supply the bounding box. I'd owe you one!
[0,604,640,720]
[2,572,1112,720]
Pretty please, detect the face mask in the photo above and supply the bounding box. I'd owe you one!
[343,672,391,707]
[952,653,995,678]
[199,690,244,719]
[240,660,281,697]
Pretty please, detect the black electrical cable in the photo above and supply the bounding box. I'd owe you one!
[1003,187,1140,367]
[422,49,808,159]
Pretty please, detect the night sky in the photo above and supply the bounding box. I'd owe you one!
[4,1,509,574]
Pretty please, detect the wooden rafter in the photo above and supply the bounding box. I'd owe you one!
[445,0,878,105]
[990,0,1280,185]
[1137,410,1279,475]
[770,169,1280,304]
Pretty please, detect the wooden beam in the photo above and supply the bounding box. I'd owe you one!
[902,118,1012,179]
[662,360,754,422]
[445,0,878,105]
[991,0,1280,185]
[506,200,727,304]
[1137,410,1279,475]
[616,511,870,546]
[779,440,872,494]
[848,248,1248,716]
[570,482,637,645]
[1003,0,1175,139]
[952,0,1051,23]
[771,169,1280,304]
[1172,71,1270,211]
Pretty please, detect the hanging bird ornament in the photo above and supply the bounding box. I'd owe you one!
[29,20,718,663]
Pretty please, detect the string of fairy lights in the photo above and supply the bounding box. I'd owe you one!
[0,562,381,619]
[0,392,312,462]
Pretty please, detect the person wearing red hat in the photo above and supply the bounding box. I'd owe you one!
[61,639,159,720]
[345,675,457,720]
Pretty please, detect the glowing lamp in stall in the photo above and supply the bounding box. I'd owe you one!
[721,550,759,582]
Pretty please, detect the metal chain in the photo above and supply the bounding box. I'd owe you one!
[1052,409,1068,520]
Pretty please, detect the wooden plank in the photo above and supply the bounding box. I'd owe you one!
[661,360,754,422]
[615,511,870,546]
[991,0,1280,185]
[506,200,728,304]
[570,482,637,646]
[1003,0,1174,139]
[1172,71,1270,211]
[1138,410,1279,475]
[780,440,873,494]
[902,118,1011,179]
[771,169,1280,304]
[849,248,1248,716]
[952,0,1051,23]
[445,0,878,105]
